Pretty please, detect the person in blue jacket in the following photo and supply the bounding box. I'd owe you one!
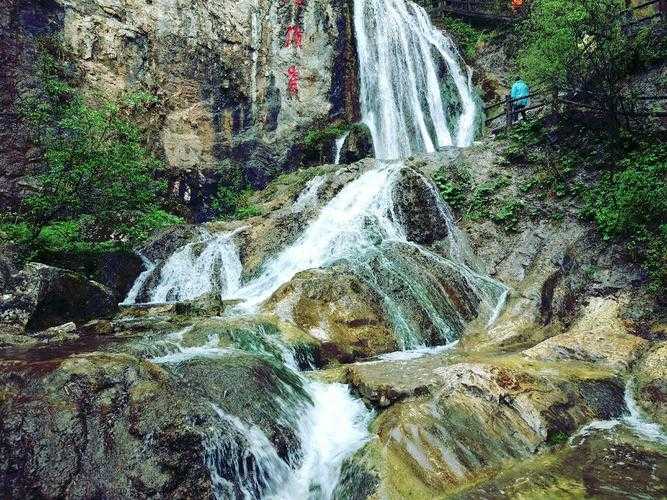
[510,78,530,123]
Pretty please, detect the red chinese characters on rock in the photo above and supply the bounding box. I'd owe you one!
[286,65,299,97]
[285,25,303,49]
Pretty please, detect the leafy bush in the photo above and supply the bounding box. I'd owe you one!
[492,198,524,232]
[468,176,510,221]
[0,221,33,246]
[15,42,183,263]
[583,144,666,291]
[439,16,486,59]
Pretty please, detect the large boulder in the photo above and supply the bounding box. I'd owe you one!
[171,353,309,461]
[634,342,667,427]
[0,263,116,333]
[339,357,625,498]
[265,267,398,363]
[392,167,449,245]
[0,353,214,498]
[522,297,648,371]
[0,345,312,498]
[139,224,200,263]
[448,431,667,499]
[339,123,374,164]
[95,249,143,302]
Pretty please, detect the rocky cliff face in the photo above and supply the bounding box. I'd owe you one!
[1,0,360,218]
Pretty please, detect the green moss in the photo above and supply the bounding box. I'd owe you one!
[546,430,569,446]
[302,122,350,165]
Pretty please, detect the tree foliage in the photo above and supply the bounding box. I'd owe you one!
[516,0,665,127]
[12,42,183,259]
[583,144,667,291]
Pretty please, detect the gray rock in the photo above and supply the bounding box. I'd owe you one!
[340,123,374,164]
[0,263,116,333]
[392,167,449,245]
[138,225,199,263]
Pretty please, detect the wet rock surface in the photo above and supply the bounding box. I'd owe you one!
[635,342,667,427]
[0,352,215,498]
[0,145,665,498]
[265,266,398,363]
[0,325,311,498]
[339,123,374,164]
[340,355,627,497]
[523,297,648,371]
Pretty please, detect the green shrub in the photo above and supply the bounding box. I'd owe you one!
[516,0,665,129]
[433,170,467,210]
[492,198,524,232]
[583,144,667,291]
[440,16,486,59]
[16,42,183,263]
[547,431,569,446]
[0,221,34,246]
[467,176,510,221]
[0,38,186,278]
[212,187,262,220]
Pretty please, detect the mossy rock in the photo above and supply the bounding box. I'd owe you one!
[339,123,374,164]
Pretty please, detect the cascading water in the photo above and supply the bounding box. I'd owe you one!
[569,380,667,446]
[333,132,350,165]
[123,0,505,496]
[354,0,477,157]
[146,229,243,303]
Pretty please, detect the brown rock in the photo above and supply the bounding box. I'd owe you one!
[265,266,398,363]
[79,319,114,336]
[522,297,648,371]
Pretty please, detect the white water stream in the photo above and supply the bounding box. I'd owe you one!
[570,381,667,447]
[123,0,504,496]
[333,132,350,164]
[354,0,477,157]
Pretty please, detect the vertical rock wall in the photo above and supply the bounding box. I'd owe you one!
[1,0,361,218]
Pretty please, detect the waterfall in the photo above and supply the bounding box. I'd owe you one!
[292,175,326,213]
[333,132,350,164]
[120,253,155,305]
[354,0,477,158]
[146,229,243,303]
[122,0,506,497]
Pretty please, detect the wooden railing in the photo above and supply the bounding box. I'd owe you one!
[484,89,667,132]
[433,0,519,20]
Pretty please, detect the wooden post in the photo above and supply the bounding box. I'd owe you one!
[505,94,513,127]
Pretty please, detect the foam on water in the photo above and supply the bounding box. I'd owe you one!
[375,340,459,362]
[268,382,373,499]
